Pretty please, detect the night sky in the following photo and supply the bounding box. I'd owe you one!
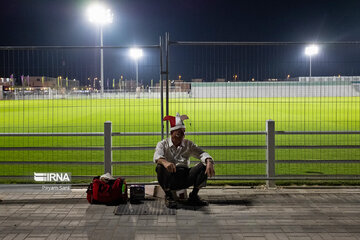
[1,0,360,46]
[1,0,360,84]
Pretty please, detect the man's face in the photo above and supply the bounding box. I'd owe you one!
[171,128,185,142]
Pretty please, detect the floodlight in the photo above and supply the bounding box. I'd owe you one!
[305,45,319,56]
[86,3,113,95]
[129,48,143,60]
[87,3,113,25]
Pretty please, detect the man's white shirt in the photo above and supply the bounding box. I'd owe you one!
[153,138,213,168]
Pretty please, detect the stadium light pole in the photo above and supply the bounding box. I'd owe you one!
[87,3,113,95]
[305,44,319,78]
[129,48,143,88]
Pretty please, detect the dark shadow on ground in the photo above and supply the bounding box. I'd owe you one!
[114,199,176,215]
[208,199,252,205]
[206,193,254,206]
[175,202,209,211]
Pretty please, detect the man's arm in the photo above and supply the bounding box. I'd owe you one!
[153,141,176,173]
[205,158,215,178]
[189,141,215,177]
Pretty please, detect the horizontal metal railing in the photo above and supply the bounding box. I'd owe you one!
[170,41,360,46]
[276,131,360,135]
[0,45,160,50]
[1,133,104,137]
[0,120,359,185]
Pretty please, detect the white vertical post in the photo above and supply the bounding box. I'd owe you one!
[309,55,312,77]
[100,26,104,95]
[266,120,276,188]
[136,60,139,88]
[104,121,112,174]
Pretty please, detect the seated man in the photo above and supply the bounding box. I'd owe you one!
[153,113,215,208]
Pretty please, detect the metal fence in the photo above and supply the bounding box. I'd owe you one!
[1,121,359,186]
[163,35,360,183]
[0,35,360,184]
[0,44,164,183]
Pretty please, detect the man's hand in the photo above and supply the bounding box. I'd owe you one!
[205,159,215,178]
[157,158,176,173]
[163,161,176,173]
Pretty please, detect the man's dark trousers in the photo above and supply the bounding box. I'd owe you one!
[156,163,208,191]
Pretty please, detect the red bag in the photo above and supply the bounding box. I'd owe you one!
[87,176,128,205]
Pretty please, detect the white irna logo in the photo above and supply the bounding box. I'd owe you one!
[34,172,71,182]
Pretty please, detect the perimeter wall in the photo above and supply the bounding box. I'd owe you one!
[191,78,360,98]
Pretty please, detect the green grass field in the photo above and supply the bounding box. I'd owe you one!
[0,96,359,183]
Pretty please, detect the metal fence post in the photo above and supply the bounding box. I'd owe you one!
[104,121,112,174]
[160,35,164,140]
[266,120,276,188]
[165,32,170,138]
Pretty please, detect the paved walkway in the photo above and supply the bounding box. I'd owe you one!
[0,186,360,240]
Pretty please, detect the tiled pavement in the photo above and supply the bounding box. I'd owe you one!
[0,186,360,240]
